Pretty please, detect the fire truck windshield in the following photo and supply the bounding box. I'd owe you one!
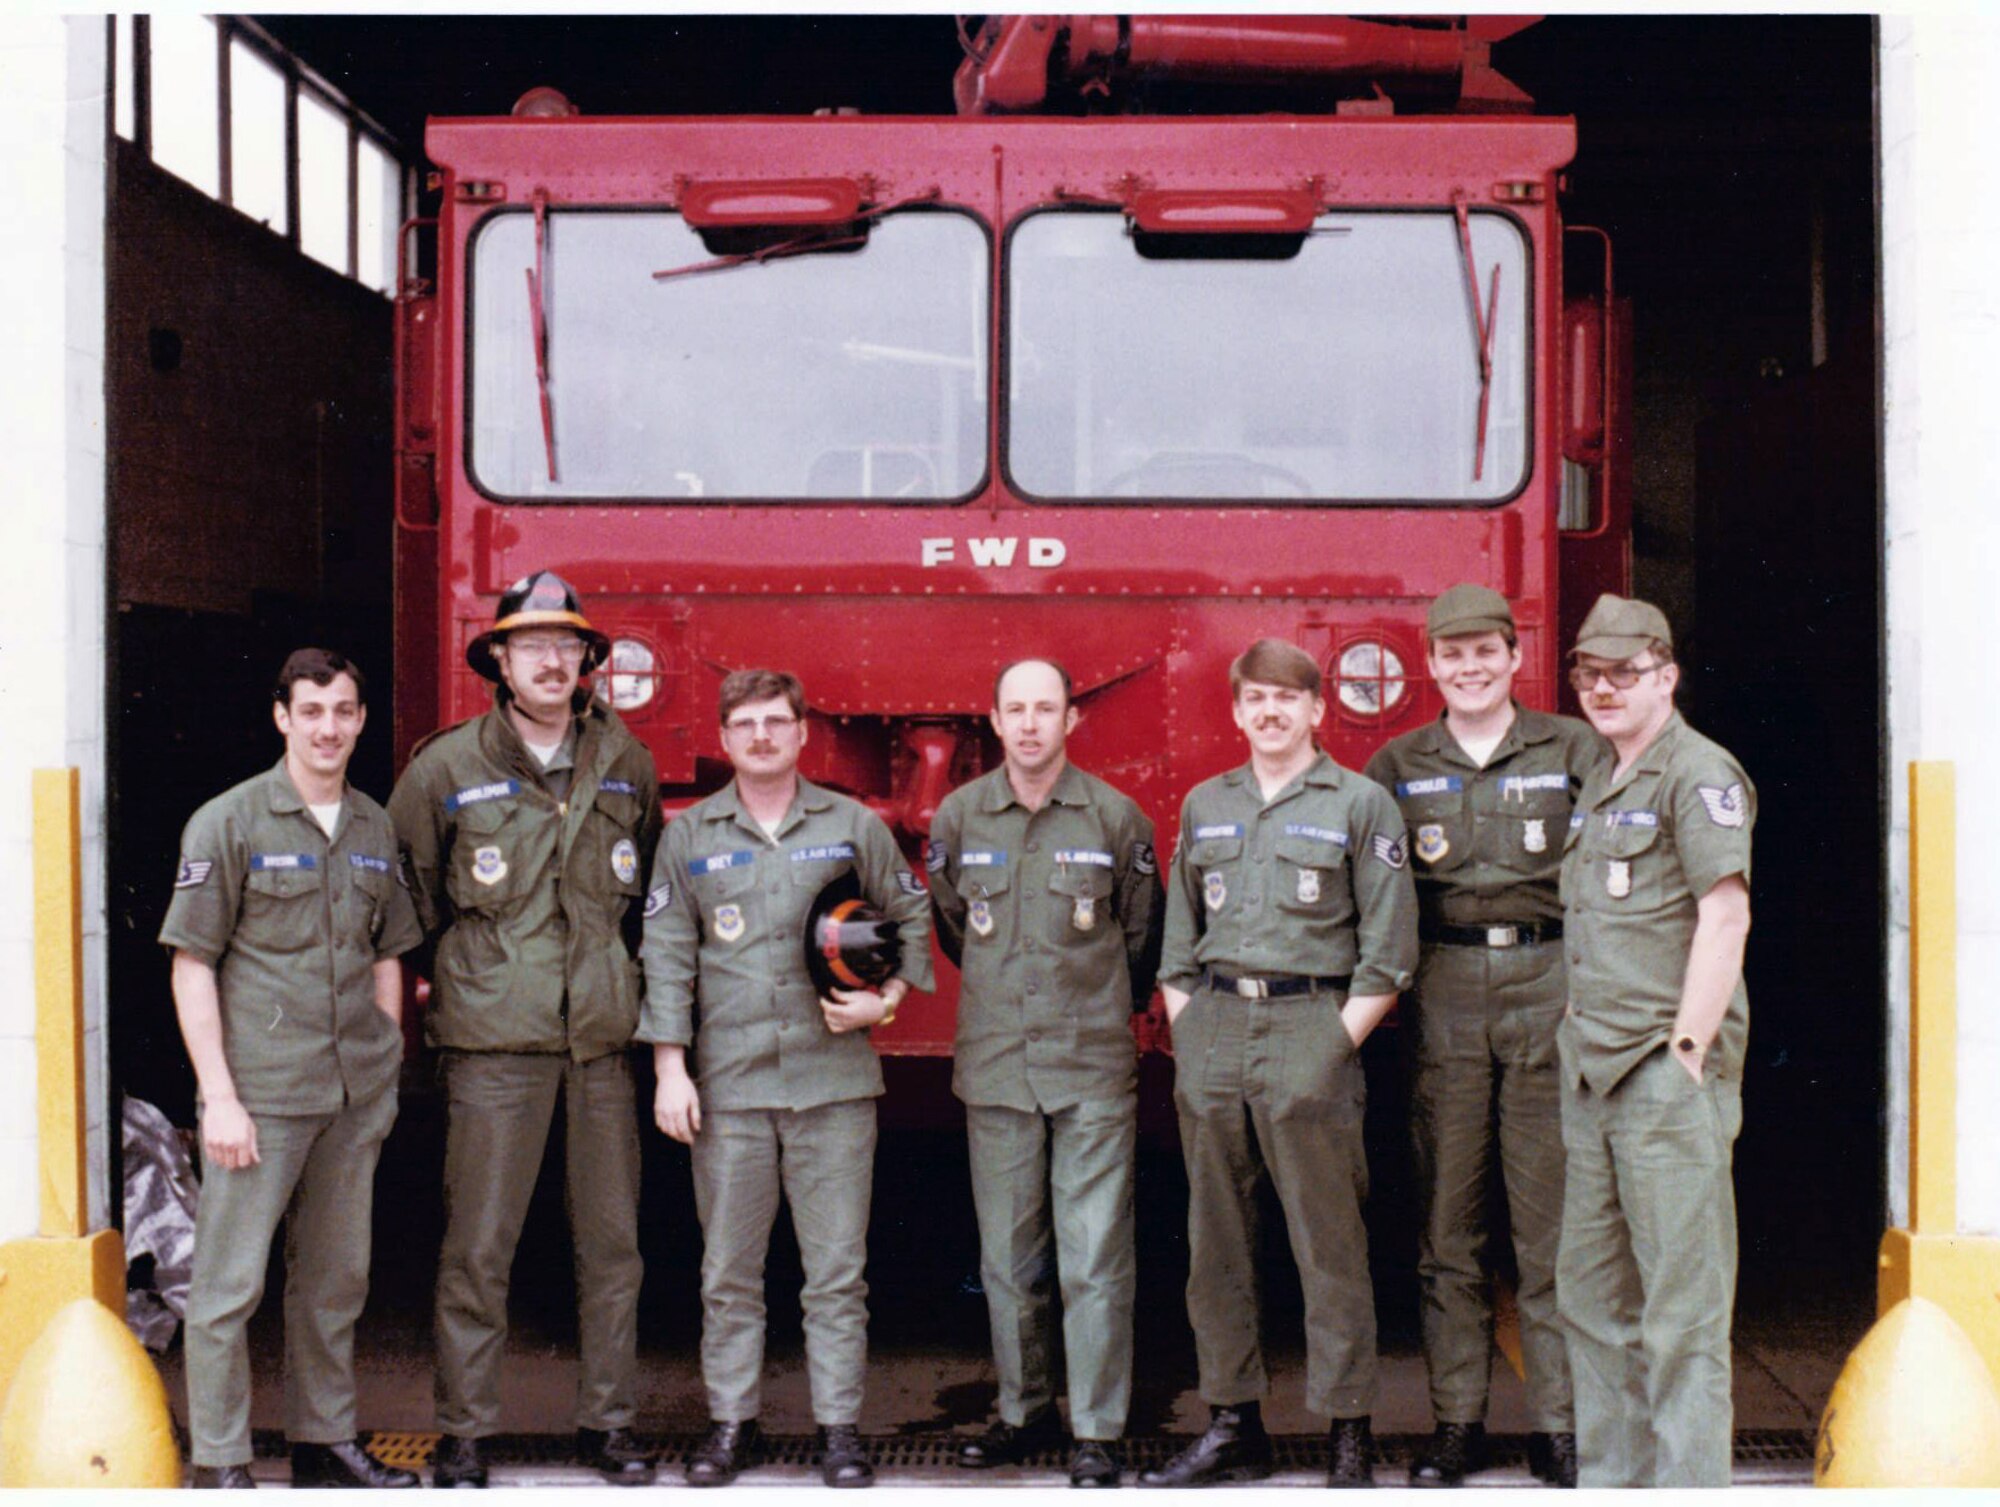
[468,209,989,501]
[1007,209,1529,503]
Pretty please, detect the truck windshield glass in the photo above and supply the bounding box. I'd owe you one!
[1008,209,1529,502]
[469,209,988,501]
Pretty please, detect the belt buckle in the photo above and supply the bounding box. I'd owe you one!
[1486,925,1519,948]
[1235,977,1268,1000]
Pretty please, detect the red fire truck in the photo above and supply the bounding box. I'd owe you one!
[393,14,1631,1052]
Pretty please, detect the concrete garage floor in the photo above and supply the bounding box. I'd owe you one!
[151,1060,1861,1486]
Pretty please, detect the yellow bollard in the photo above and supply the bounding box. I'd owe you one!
[1815,1296,2000,1487]
[0,1297,180,1488]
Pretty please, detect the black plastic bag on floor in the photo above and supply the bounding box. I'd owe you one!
[123,1094,199,1351]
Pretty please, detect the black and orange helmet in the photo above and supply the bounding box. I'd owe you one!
[466,569,611,682]
[804,870,903,998]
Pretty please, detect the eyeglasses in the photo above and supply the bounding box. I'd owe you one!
[507,635,588,663]
[1568,661,1663,693]
[724,714,800,737]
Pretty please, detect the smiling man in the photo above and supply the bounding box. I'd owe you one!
[1145,638,1417,1489]
[927,659,1162,1488]
[1556,594,1755,1488]
[1363,584,1604,1489]
[161,649,422,1489]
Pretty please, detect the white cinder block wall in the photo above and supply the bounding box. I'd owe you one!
[0,16,109,1240]
[1882,13,2000,1234]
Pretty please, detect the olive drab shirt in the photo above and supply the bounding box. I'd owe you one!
[1160,751,1419,997]
[386,698,662,1061]
[638,777,936,1113]
[1559,711,1756,1094]
[158,761,422,1116]
[1363,706,1607,931]
[927,763,1164,1114]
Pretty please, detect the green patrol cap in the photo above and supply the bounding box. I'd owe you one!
[1427,583,1515,641]
[1571,593,1674,661]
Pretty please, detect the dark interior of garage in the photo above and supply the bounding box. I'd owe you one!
[104,14,1880,1447]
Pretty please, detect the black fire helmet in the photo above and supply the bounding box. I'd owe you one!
[804,869,903,997]
[466,569,612,682]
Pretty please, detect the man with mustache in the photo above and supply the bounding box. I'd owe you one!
[1145,638,1417,1489]
[388,571,662,1488]
[161,648,422,1488]
[1557,594,1754,1487]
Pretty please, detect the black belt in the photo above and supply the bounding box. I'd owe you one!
[1203,969,1352,1000]
[1423,920,1564,948]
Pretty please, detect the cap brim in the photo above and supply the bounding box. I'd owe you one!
[1570,634,1658,661]
[1428,615,1514,641]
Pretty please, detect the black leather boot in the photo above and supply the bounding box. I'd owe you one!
[685,1420,759,1487]
[1137,1403,1273,1487]
[291,1440,419,1489]
[1327,1416,1376,1488]
[956,1407,1065,1469]
[577,1426,656,1486]
[189,1464,257,1488]
[430,1435,488,1489]
[1526,1431,1578,1488]
[1408,1421,1486,1488]
[820,1424,874,1488]
[1069,1440,1122,1488]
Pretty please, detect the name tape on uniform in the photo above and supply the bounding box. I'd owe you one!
[960,850,1006,866]
[790,843,857,863]
[1500,773,1569,797]
[445,780,521,811]
[1054,849,1113,867]
[1192,824,1243,841]
[349,853,392,875]
[1603,810,1659,828]
[250,853,318,871]
[1283,823,1348,846]
[689,850,756,876]
[1396,776,1463,797]
[599,778,642,797]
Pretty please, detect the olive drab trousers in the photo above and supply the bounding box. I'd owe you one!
[434,1050,644,1438]
[966,1096,1137,1442]
[1408,940,1572,1431]
[1557,1048,1742,1487]
[1172,982,1375,1420]
[691,1099,878,1426]
[184,1087,398,1466]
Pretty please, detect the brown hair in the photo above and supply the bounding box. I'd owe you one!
[992,658,1073,711]
[717,668,807,724]
[273,648,366,708]
[1228,638,1321,697]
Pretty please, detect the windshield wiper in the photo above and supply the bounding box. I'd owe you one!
[1452,191,1501,483]
[651,187,943,282]
[526,188,557,482]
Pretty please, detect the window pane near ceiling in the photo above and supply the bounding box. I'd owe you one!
[357,138,400,295]
[113,16,135,142]
[298,88,349,273]
[150,12,219,198]
[228,39,286,233]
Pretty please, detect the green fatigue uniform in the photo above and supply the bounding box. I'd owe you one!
[638,778,935,1426]
[1363,708,1605,1435]
[1158,751,1418,1421]
[387,697,661,1440]
[1556,710,1754,1487]
[926,764,1164,1443]
[158,760,422,1468]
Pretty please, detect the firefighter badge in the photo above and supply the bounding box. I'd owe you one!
[1523,818,1548,854]
[1073,895,1097,932]
[472,846,507,886]
[1295,867,1321,904]
[713,903,745,942]
[611,837,638,885]
[1606,860,1632,899]
[969,897,994,938]
[1204,872,1227,912]
[1415,824,1448,864]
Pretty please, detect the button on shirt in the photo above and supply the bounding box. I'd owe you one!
[639,778,936,1112]
[1364,706,1607,931]
[159,760,422,1116]
[928,763,1164,1114]
[1160,752,1418,997]
[1559,711,1756,1094]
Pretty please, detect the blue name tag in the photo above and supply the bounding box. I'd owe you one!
[1501,773,1569,795]
[1604,810,1659,828]
[1570,813,1586,830]
[689,850,756,875]
[961,850,1006,867]
[1054,849,1113,867]
[1284,824,1348,846]
[1396,776,1463,797]
[445,780,521,811]
[1192,824,1243,841]
[349,853,392,875]
[599,778,641,797]
[790,843,857,863]
[251,853,317,871]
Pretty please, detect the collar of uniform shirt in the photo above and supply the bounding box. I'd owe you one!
[981,760,1088,813]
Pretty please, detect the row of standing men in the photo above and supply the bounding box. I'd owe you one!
[159,571,1753,1490]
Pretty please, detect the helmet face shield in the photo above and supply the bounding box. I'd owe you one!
[804,869,903,997]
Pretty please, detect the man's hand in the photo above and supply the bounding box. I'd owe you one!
[821,988,892,1034]
[202,1097,259,1170]
[654,1062,703,1144]
[1161,984,1191,1026]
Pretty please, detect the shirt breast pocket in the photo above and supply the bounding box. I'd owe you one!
[448,800,534,911]
[956,863,1012,941]
[1598,822,1665,908]
[1047,863,1114,943]
[1405,800,1470,875]
[589,788,648,899]
[1189,836,1244,915]
[243,867,319,951]
[1275,835,1347,914]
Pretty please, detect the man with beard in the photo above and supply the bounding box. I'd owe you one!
[389,570,661,1488]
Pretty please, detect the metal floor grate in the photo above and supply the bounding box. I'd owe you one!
[249,1426,1820,1472]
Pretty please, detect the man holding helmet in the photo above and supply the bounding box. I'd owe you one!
[640,668,933,1489]
[388,569,661,1488]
